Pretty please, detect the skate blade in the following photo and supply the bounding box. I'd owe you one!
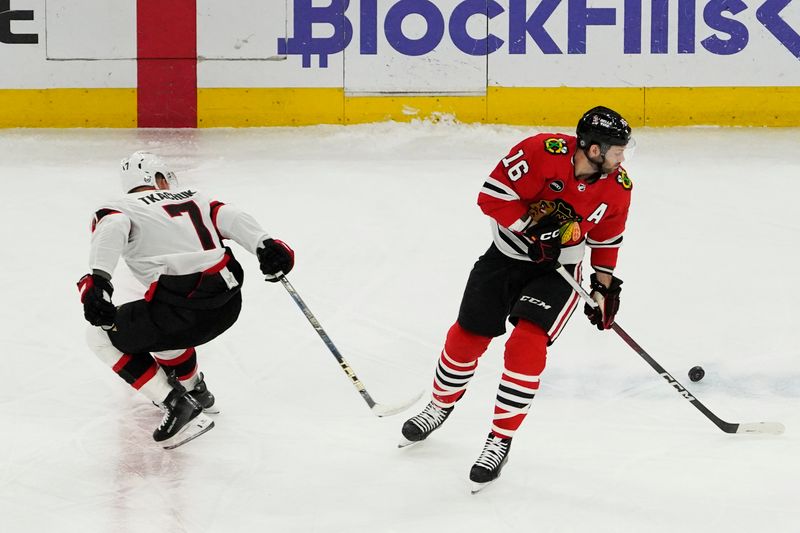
[397,437,423,449]
[470,479,496,494]
[203,405,221,415]
[161,414,215,450]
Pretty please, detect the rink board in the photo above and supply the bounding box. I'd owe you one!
[1,0,799,127]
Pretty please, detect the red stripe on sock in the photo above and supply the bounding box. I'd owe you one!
[112,354,132,374]
[177,364,198,381]
[132,362,159,390]
[154,347,196,366]
[501,373,540,389]
[136,0,197,128]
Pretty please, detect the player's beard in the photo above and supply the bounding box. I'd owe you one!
[589,153,619,175]
[600,158,620,174]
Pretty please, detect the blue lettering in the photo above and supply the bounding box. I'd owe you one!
[509,0,561,54]
[678,0,697,53]
[623,0,642,54]
[385,0,445,56]
[651,0,669,54]
[702,0,749,55]
[756,0,800,59]
[276,0,800,68]
[361,0,378,54]
[568,0,616,54]
[450,0,504,56]
[278,0,353,68]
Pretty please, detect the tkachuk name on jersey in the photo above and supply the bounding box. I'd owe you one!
[137,190,197,206]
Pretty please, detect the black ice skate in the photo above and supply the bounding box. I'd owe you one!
[188,372,219,414]
[469,433,512,493]
[153,387,214,449]
[398,401,454,448]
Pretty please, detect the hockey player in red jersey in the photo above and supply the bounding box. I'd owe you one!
[78,151,295,449]
[400,106,635,492]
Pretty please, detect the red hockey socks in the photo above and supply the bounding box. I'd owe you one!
[491,320,548,439]
[154,347,199,388]
[432,322,492,408]
[86,327,172,403]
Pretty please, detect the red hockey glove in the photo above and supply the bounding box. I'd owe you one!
[584,274,623,330]
[77,273,116,328]
[257,238,295,281]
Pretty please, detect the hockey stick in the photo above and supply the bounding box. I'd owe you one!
[555,265,784,435]
[275,274,422,417]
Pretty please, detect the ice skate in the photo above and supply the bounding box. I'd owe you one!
[469,433,512,493]
[154,387,214,449]
[188,372,219,414]
[398,401,454,448]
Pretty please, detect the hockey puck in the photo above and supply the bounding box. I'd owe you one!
[688,366,705,382]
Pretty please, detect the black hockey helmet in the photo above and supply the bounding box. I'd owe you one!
[576,106,631,150]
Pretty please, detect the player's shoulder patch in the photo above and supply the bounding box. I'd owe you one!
[543,137,569,155]
[615,168,633,190]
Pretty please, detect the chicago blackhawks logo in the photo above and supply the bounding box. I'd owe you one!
[616,169,633,190]
[527,199,583,245]
[544,138,569,155]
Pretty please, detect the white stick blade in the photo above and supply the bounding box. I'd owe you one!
[736,422,785,435]
[371,390,424,417]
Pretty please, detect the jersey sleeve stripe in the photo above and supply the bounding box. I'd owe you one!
[209,201,225,241]
[481,178,520,200]
[592,264,615,275]
[91,209,122,233]
[479,186,516,202]
[495,224,529,255]
[586,235,623,248]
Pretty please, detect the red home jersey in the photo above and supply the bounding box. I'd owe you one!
[478,133,632,274]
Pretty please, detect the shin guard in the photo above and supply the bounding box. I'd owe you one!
[86,326,172,403]
[432,322,492,408]
[491,320,548,439]
[153,348,199,388]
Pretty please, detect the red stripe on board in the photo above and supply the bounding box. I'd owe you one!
[137,0,197,128]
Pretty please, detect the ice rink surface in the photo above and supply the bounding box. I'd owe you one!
[1,121,798,533]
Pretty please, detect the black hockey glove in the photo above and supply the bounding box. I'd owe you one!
[584,273,623,330]
[525,216,564,268]
[257,238,295,281]
[77,273,116,328]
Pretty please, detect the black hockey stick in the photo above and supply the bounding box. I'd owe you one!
[555,265,784,435]
[274,274,422,417]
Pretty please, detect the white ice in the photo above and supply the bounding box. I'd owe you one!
[0,121,798,533]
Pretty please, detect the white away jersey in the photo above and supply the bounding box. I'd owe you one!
[89,188,269,286]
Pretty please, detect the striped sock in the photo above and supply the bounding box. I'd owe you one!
[431,322,491,408]
[490,319,548,439]
[153,347,199,387]
[432,349,477,408]
[491,369,540,439]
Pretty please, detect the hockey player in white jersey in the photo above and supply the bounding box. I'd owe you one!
[78,151,294,449]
